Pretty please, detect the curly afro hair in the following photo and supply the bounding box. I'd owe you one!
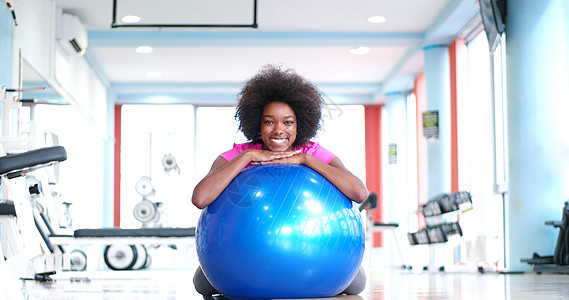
[235,65,323,147]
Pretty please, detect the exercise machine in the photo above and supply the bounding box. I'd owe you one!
[522,201,569,274]
[1,145,196,274]
[0,146,69,281]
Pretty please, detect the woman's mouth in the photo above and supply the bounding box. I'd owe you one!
[270,138,287,144]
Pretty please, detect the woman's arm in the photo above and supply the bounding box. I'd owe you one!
[303,155,369,203]
[191,149,299,209]
[191,156,232,209]
[260,154,369,203]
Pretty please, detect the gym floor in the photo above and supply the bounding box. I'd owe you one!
[21,266,569,299]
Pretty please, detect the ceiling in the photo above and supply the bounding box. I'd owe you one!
[53,0,481,105]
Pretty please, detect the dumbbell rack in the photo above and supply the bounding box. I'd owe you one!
[407,191,473,271]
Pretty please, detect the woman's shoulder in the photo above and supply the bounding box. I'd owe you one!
[219,142,261,162]
[297,141,316,150]
[233,142,262,151]
[297,141,325,151]
[297,141,336,164]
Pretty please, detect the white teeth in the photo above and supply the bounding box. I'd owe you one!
[271,138,286,144]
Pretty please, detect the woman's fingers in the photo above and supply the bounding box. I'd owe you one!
[256,153,303,165]
[252,150,302,164]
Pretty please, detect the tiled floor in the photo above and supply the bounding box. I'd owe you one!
[17,266,569,299]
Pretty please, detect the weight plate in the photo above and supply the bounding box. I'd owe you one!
[103,244,137,270]
[143,254,152,269]
[135,176,155,197]
[131,244,148,270]
[133,200,157,224]
[69,249,87,271]
[162,154,177,169]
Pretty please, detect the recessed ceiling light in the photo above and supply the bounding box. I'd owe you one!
[350,47,370,55]
[368,16,387,23]
[136,46,153,54]
[336,71,354,80]
[145,71,162,78]
[121,15,141,23]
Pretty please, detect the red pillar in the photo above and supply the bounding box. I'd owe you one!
[114,105,122,227]
[449,38,466,193]
[364,105,384,247]
[414,72,428,228]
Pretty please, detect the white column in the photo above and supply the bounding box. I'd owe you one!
[423,45,451,197]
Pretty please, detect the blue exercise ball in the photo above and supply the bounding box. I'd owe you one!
[196,164,365,299]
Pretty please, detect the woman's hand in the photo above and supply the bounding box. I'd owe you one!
[252,151,305,165]
[248,149,302,165]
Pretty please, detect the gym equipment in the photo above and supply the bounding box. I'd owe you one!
[103,244,148,271]
[359,193,408,268]
[69,249,87,271]
[0,146,68,281]
[0,146,196,273]
[550,203,569,266]
[50,226,195,271]
[162,153,180,174]
[135,176,155,198]
[522,201,569,274]
[196,164,365,299]
[133,199,159,224]
[0,202,21,261]
[133,176,160,226]
[409,191,472,245]
[49,218,195,271]
[421,191,472,217]
[407,191,472,272]
[104,244,136,270]
[133,175,167,227]
[407,222,463,245]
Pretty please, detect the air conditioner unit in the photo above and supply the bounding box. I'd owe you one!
[57,13,88,56]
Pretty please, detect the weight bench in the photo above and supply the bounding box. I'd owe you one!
[49,227,196,245]
[0,146,196,272]
[47,222,196,271]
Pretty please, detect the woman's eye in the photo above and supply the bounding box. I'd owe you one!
[285,120,294,125]
[264,120,274,125]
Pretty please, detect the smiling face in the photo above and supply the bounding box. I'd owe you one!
[260,101,297,151]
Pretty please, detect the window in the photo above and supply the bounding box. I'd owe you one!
[120,104,195,228]
[458,30,506,267]
[194,106,247,180]
[314,104,366,183]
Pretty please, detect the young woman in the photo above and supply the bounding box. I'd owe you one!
[192,65,368,297]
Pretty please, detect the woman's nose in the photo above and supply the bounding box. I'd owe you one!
[273,123,284,133]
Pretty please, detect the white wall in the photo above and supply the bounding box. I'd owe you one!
[10,0,111,229]
[13,0,55,81]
